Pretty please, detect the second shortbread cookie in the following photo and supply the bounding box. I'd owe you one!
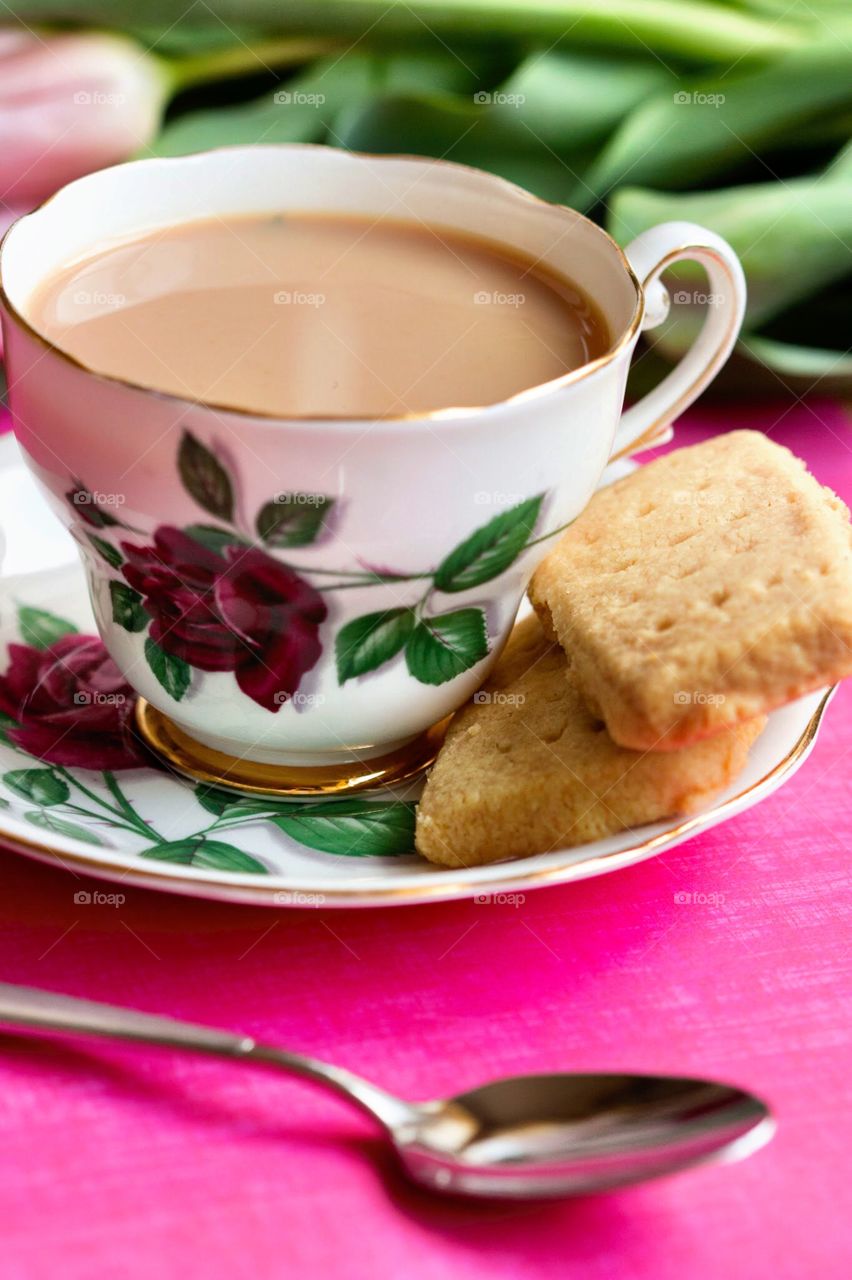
[415,615,764,868]
[529,430,852,750]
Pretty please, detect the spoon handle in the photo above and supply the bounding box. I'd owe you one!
[0,982,416,1130]
[0,980,264,1056]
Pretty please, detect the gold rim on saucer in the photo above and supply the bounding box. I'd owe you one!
[134,698,451,797]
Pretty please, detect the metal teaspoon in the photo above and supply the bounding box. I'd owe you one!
[0,982,774,1199]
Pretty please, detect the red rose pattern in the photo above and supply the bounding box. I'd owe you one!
[121,528,327,712]
[0,634,146,770]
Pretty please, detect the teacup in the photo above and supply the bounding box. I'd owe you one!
[0,145,745,794]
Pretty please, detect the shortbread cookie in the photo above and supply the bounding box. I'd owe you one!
[415,614,765,868]
[529,430,852,751]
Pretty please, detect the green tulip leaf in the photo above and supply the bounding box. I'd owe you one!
[610,174,852,333]
[154,48,479,156]
[498,50,674,150]
[336,91,588,205]
[14,2,801,64]
[588,45,852,198]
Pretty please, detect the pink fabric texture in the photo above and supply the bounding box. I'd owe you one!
[0,399,849,1279]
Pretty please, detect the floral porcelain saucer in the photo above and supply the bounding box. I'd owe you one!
[0,435,832,908]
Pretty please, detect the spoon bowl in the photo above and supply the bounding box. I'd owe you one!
[395,1072,773,1197]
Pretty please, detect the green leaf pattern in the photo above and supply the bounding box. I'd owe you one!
[334,495,547,687]
[4,768,70,806]
[144,637,192,702]
[256,494,335,547]
[110,582,149,632]
[177,431,235,521]
[335,609,416,683]
[0,699,417,869]
[140,836,267,874]
[17,606,78,651]
[87,534,124,570]
[270,798,416,857]
[433,496,545,593]
[405,609,489,686]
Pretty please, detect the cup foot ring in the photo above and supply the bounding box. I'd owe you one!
[134,699,450,797]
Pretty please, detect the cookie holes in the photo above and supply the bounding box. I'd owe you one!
[711,588,731,607]
[671,530,696,546]
[638,501,656,517]
[655,617,675,632]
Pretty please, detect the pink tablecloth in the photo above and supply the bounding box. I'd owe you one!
[0,399,850,1280]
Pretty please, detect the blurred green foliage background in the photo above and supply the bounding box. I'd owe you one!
[9,1,852,397]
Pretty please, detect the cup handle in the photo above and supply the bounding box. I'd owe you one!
[609,221,747,462]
